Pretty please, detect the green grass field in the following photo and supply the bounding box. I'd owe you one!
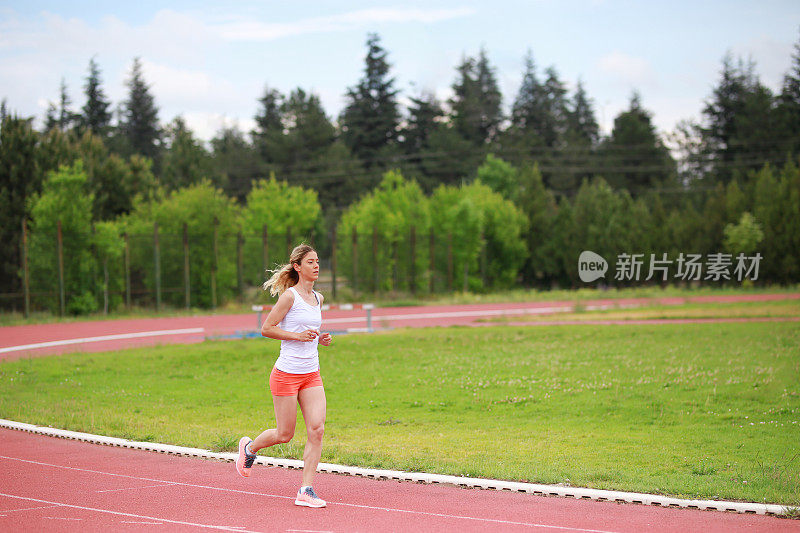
[1,317,799,506]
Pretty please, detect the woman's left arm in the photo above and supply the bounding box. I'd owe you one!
[318,293,333,346]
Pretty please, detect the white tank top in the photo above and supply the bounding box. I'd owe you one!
[274,286,322,374]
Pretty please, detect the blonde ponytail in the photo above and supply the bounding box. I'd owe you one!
[262,243,315,297]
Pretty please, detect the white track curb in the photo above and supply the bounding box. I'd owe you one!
[0,418,792,517]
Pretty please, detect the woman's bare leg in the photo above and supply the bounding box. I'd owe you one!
[297,386,326,487]
[250,394,298,451]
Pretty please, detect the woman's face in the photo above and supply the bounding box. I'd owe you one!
[294,250,319,281]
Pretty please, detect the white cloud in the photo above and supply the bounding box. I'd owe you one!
[0,9,214,64]
[0,9,253,136]
[731,36,793,91]
[597,51,658,89]
[0,6,478,135]
[180,111,257,144]
[140,60,234,106]
[214,7,476,41]
[138,60,260,141]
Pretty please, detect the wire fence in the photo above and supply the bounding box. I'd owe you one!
[2,221,493,317]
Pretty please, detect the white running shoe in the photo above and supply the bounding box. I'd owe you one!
[294,486,326,508]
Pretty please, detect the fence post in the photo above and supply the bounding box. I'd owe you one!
[392,239,398,292]
[331,225,338,300]
[183,223,190,309]
[154,221,161,312]
[21,219,29,318]
[237,231,244,300]
[211,217,218,309]
[351,227,358,294]
[372,226,378,294]
[124,232,131,308]
[410,225,416,295]
[447,232,453,292]
[429,230,435,294]
[90,223,98,311]
[480,230,487,287]
[262,224,269,282]
[103,257,109,315]
[57,219,65,317]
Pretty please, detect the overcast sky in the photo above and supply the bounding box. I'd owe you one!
[1,1,798,143]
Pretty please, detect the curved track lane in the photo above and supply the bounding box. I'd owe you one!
[1,293,799,531]
[0,429,796,533]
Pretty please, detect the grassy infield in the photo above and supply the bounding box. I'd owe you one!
[1,294,799,508]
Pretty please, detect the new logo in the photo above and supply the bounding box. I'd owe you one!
[578,251,608,282]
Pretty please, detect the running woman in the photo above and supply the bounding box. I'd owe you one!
[236,243,332,508]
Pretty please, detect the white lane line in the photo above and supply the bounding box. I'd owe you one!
[326,502,615,532]
[0,504,60,513]
[96,483,176,493]
[0,421,786,516]
[121,521,164,524]
[43,516,82,520]
[0,455,618,532]
[0,328,205,354]
[0,493,259,532]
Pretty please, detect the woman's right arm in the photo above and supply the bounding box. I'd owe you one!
[261,291,318,342]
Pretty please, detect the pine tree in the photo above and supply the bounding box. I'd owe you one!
[567,79,599,146]
[547,78,601,196]
[283,88,365,208]
[510,51,546,143]
[340,33,400,167]
[80,57,112,136]
[703,53,784,183]
[541,67,568,148]
[120,57,160,160]
[42,79,77,132]
[779,31,800,153]
[162,116,212,190]
[44,103,59,131]
[505,62,573,193]
[421,123,477,188]
[280,88,336,169]
[401,90,443,155]
[0,115,42,298]
[252,86,337,185]
[449,55,480,144]
[252,85,283,165]
[475,47,503,144]
[211,125,263,202]
[57,78,77,131]
[601,92,675,194]
[702,54,750,165]
[449,48,502,146]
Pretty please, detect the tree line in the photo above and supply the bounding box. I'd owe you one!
[2,33,800,312]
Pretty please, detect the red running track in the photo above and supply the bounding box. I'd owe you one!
[2,293,799,531]
[2,293,799,361]
[0,428,796,533]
